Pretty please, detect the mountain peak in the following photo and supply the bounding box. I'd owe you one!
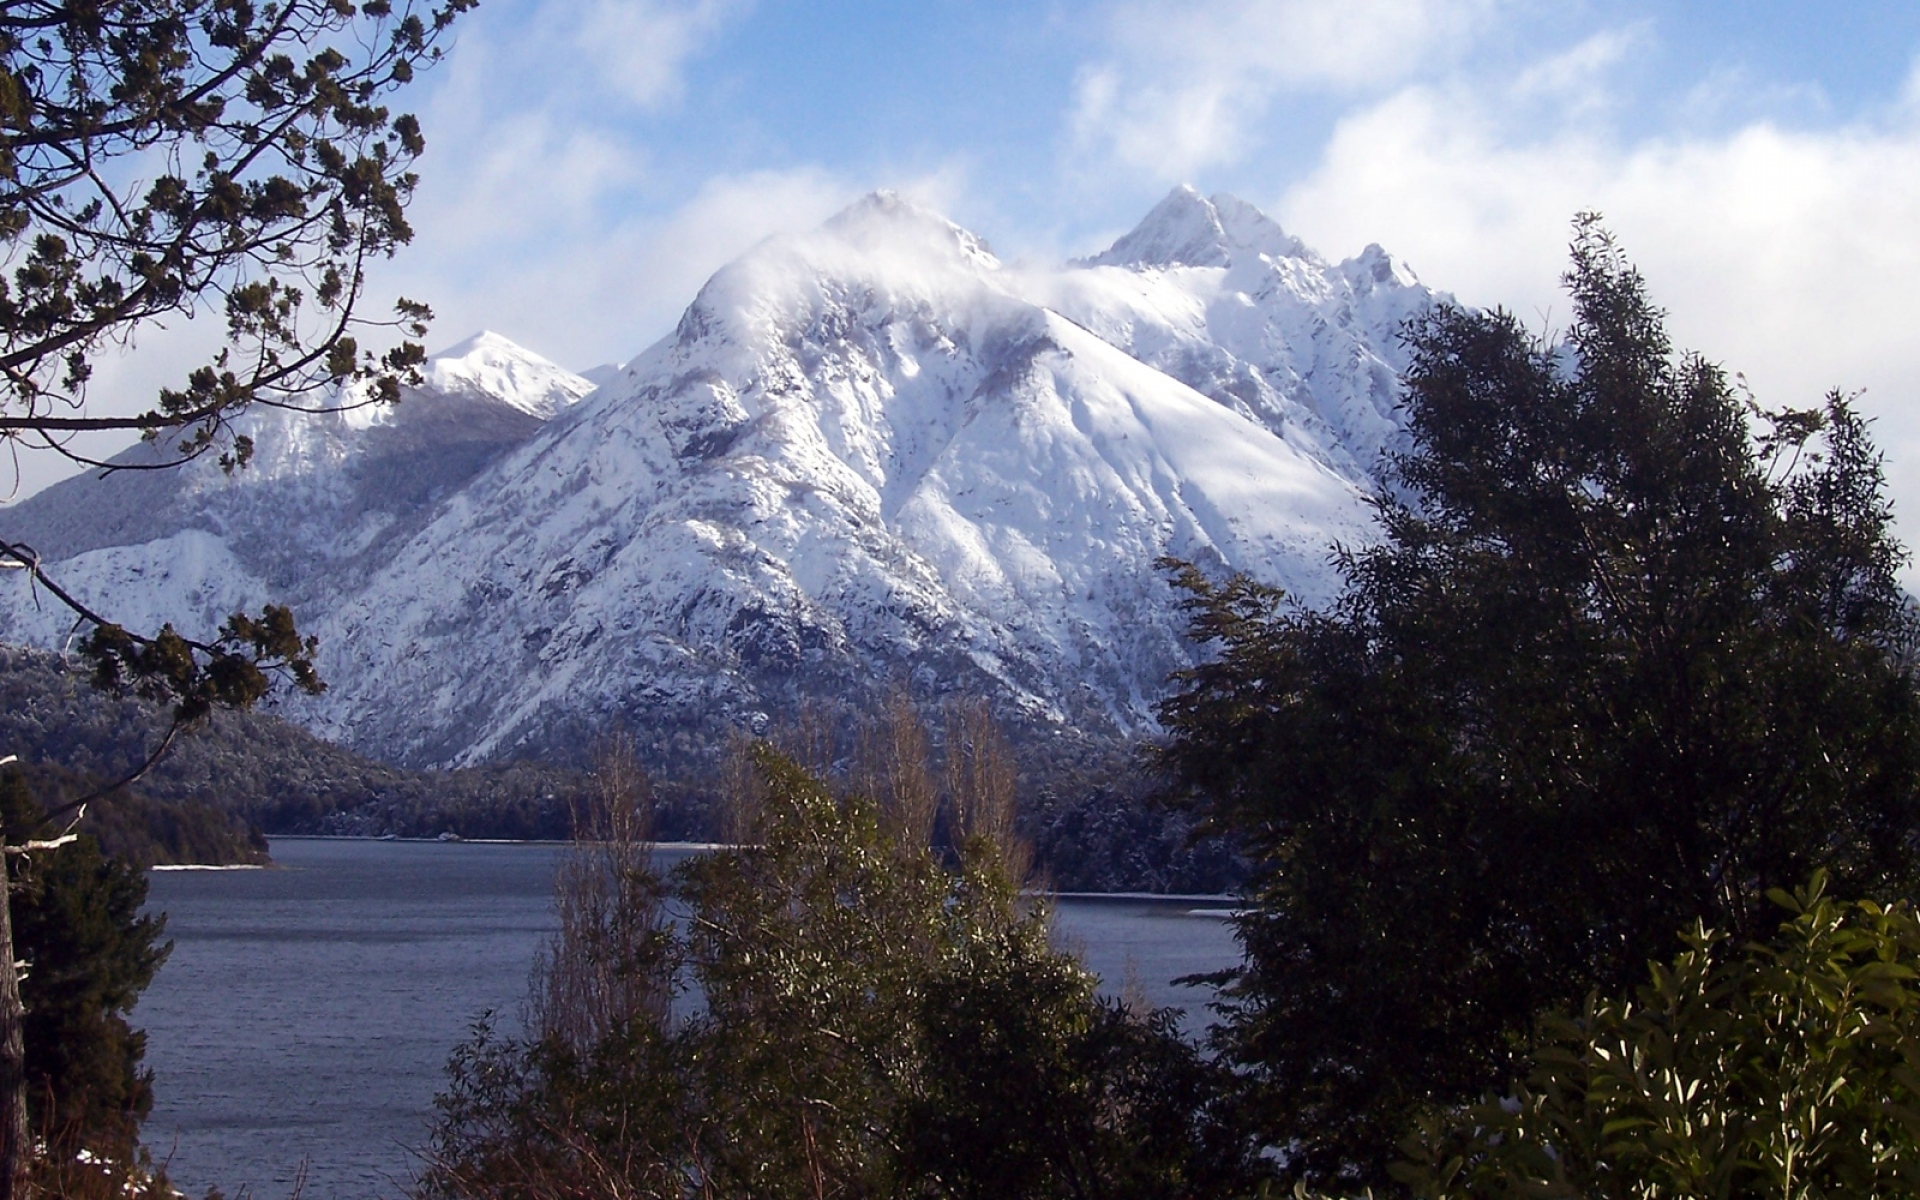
[431,328,521,358]
[819,190,999,269]
[1087,186,1309,270]
[423,330,594,418]
[1340,243,1420,290]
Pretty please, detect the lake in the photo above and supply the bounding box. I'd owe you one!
[137,837,1242,1200]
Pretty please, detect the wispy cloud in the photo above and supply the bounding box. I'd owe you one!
[1273,59,1920,549]
[572,0,748,111]
[389,167,861,371]
[400,0,748,250]
[364,0,786,367]
[1509,26,1644,117]
[1069,0,1508,177]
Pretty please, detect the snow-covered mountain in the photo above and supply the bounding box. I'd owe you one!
[0,189,1438,769]
[0,333,593,644]
[1036,185,1428,483]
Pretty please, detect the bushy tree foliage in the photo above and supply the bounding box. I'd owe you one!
[1157,217,1920,1185]
[1399,874,1920,1199]
[0,0,470,724]
[421,742,1264,1200]
[0,0,467,458]
[0,768,168,1171]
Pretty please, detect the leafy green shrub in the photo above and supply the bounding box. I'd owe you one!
[419,745,1263,1199]
[1400,874,1920,1199]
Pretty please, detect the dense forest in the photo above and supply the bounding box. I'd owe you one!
[8,761,266,868]
[0,645,592,842]
[0,644,1235,890]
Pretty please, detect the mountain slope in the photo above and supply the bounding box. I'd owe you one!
[0,335,593,645]
[1025,185,1429,483]
[2,190,1433,770]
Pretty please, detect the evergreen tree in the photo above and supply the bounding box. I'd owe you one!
[0,9,467,1189]
[0,768,168,1167]
[1157,217,1920,1186]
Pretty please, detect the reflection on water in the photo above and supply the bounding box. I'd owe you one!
[138,837,1240,1200]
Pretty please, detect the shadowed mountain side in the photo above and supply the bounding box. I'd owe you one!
[1,386,551,596]
[0,646,599,842]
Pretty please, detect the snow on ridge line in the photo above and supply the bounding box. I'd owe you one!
[2,186,1434,768]
[423,329,596,418]
[1083,184,1312,271]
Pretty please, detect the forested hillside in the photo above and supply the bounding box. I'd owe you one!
[0,646,595,843]
[0,646,1233,889]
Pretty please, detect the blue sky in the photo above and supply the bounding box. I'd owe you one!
[39,1,1920,549]
[366,0,1920,356]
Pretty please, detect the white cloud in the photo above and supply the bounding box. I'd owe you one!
[366,0,803,368]
[396,0,741,251]
[1510,26,1643,116]
[387,167,863,371]
[415,113,645,253]
[1070,0,1507,177]
[1274,69,1920,574]
[574,0,746,110]
[433,0,746,119]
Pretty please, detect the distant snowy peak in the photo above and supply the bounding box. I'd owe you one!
[0,330,579,584]
[1087,185,1311,270]
[176,329,583,483]
[423,330,595,418]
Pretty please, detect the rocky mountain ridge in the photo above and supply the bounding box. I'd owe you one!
[0,187,1439,771]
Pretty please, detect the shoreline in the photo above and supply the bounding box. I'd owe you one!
[256,835,1235,902]
[148,863,271,872]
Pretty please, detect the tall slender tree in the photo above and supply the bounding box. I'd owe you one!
[1158,216,1920,1186]
[0,4,470,1191]
[0,768,168,1174]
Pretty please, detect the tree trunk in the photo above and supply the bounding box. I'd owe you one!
[0,858,28,1200]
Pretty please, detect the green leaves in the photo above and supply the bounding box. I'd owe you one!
[79,603,322,726]
[0,0,470,468]
[1159,219,1920,1187]
[1402,879,1920,1200]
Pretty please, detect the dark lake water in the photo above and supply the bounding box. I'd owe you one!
[137,837,1242,1200]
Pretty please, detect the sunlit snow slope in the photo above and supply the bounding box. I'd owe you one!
[1,189,1438,768]
[0,334,592,641]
